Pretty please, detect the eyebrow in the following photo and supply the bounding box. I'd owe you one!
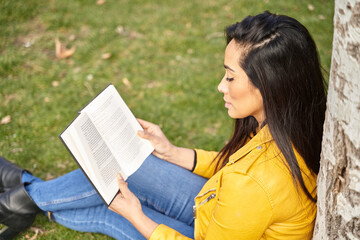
[224,64,236,72]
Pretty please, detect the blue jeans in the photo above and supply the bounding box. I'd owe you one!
[22,154,207,239]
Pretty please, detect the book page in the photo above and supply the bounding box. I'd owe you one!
[60,84,154,205]
[81,85,154,177]
[62,113,123,205]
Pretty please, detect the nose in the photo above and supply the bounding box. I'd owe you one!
[218,75,228,94]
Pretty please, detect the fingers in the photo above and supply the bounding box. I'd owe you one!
[117,174,130,197]
[137,129,152,140]
[137,119,154,140]
[137,118,164,144]
[137,118,153,129]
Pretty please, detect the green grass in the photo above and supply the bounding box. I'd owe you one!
[0,0,334,239]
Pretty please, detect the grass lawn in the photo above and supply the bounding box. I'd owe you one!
[1,0,334,239]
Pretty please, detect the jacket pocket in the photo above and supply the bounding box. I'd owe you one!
[194,188,217,219]
[198,192,216,207]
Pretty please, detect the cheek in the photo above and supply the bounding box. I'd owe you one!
[227,83,263,117]
[228,83,247,100]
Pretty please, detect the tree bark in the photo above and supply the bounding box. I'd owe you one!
[312,0,360,239]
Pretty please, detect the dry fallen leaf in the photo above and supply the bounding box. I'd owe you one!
[24,40,33,48]
[122,78,131,88]
[116,26,125,35]
[52,81,59,87]
[116,26,142,39]
[226,13,234,19]
[129,31,143,39]
[0,115,11,125]
[205,32,223,40]
[67,59,75,65]
[164,30,174,36]
[147,81,161,89]
[69,34,76,41]
[308,4,315,11]
[96,0,106,5]
[84,81,95,96]
[101,53,112,59]
[74,67,82,73]
[55,38,76,59]
[223,5,231,11]
[4,94,18,106]
[205,127,217,136]
[10,148,23,153]
[87,74,94,81]
[29,227,46,240]
[57,162,68,169]
[46,173,56,180]
[44,97,51,103]
[30,227,45,233]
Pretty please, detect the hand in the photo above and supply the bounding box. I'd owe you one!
[109,174,142,223]
[137,118,176,161]
[109,174,159,239]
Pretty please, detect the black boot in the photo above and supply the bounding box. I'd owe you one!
[0,183,40,240]
[0,156,25,193]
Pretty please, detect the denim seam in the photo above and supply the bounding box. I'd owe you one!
[137,195,166,214]
[54,214,136,240]
[37,189,98,207]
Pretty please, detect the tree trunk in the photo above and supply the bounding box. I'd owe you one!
[312,0,360,239]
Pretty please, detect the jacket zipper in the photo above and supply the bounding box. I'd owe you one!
[196,188,216,198]
[199,193,216,207]
[193,192,216,219]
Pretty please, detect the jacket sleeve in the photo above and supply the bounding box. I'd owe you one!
[192,149,219,179]
[148,149,220,240]
[204,172,273,239]
[149,224,192,240]
[149,172,273,240]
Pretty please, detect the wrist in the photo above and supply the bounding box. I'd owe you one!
[130,212,159,239]
[165,145,179,163]
[165,147,195,171]
[129,210,147,225]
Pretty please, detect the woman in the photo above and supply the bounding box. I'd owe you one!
[0,11,326,239]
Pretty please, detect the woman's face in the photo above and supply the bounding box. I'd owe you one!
[218,39,264,124]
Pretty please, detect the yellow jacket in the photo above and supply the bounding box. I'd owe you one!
[150,126,317,239]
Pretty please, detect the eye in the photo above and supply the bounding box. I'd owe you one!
[226,77,234,82]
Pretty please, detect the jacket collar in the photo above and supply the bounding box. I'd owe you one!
[228,125,274,171]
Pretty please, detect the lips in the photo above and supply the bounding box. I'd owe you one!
[223,98,231,108]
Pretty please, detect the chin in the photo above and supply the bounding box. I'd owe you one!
[227,109,248,119]
[227,110,239,119]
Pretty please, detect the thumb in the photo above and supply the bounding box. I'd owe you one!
[137,130,152,140]
[117,174,129,196]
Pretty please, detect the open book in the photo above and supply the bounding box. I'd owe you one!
[59,84,154,205]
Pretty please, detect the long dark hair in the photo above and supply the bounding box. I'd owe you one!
[215,12,327,202]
